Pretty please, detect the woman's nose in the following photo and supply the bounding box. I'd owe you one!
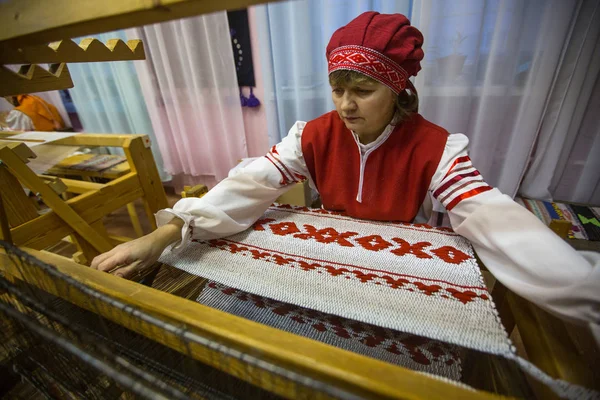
[341,93,357,112]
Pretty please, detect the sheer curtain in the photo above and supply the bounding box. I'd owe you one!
[127,12,248,183]
[67,31,169,180]
[254,0,412,145]
[255,0,599,202]
[519,0,600,204]
[411,0,598,199]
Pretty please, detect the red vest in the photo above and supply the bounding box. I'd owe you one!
[301,111,448,221]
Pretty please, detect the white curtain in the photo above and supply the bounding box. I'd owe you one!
[410,0,579,196]
[255,0,600,202]
[67,31,169,180]
[519,0,600,204]
[551,70,600,204]
[127,12,248,182]
[254,0,412,145]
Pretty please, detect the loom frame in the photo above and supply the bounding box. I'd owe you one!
[0,246,506,400]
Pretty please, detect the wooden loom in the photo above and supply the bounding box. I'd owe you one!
[0,1,598,399]
[0,133,168,265]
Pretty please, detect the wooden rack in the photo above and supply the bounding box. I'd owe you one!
[0,38,145,64]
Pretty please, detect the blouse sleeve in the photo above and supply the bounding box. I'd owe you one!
[429,134,600,328]
[5,110,34,131]
[156,121,311,252]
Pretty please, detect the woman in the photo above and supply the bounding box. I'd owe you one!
[92,12,599,334]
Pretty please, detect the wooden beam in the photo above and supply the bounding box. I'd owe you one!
[507,292,598,391]
[0,63,73,97]
[0,140,38,163]
[109,235,133,245]
[123,136,168,230]
[52,134,137,148]
[0,164,39,228]
[0,0,277,49]
[0,38,145,64]
[11,173,143,249]
[0,247,505,400]
[126,202,145,237]
[0,191,14,243]
[39,175,104,194]
[71,220,113,265]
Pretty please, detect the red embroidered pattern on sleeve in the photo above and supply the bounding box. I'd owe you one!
[433,156,492,211]
[265,145,306,185]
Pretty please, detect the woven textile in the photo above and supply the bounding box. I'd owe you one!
[198,280,463,381]
[161,204,598,399]
[161,204,511,354]
[571,205,600,241]
[516,197,600,241]
[69,155,127,172]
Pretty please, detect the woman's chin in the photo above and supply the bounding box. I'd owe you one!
[344,119,363,130]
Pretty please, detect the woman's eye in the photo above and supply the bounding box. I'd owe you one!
[357,89,373,94]
[332,88,344,95]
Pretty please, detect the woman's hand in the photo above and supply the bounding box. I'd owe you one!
[90,218,184,278]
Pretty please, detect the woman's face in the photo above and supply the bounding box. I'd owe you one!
[331,79,396,141]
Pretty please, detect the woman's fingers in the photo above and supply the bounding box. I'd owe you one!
[97,251,130,273]
[114,260,143,279]
[90,249,115,269]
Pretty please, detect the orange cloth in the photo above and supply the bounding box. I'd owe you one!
[14,95,65,131]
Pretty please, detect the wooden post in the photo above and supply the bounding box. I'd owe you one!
[0,190,13,244]
[507,291,599,397]
[123,136,168,231]
[126,202,145,237]
[71,221,112,265]
[0,163,39,227]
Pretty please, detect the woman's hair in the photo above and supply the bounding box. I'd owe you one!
[328,70,418,123]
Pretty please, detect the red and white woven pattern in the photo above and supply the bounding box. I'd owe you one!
[199,280,463,381]
[433,156,493,211]
[161,204,510,354]
[161,205,599,399]
[328,45,409,94]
